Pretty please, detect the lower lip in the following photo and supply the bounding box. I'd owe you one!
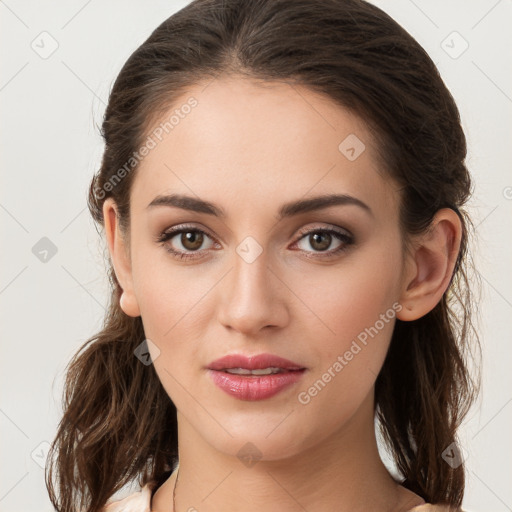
[207,369,306,401]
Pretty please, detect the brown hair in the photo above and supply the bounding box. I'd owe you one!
[46,0,481,510]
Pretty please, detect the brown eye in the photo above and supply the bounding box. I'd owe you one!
[180,231,204,251]
[293,227,354,259]
[308,232,332,251]
[156,225,217,260]
[296,229,350,253]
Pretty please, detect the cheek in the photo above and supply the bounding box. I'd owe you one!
[130,249,225,408]
[308,247,402,346]
[296,242,403,398]
[131,241,211,337]
[132,264,207,407]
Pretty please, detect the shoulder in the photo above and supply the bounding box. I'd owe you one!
[102,482,155,512]
[100,486,465,512]
[408,504,465,511]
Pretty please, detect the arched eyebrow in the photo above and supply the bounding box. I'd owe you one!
[146,193,373,219]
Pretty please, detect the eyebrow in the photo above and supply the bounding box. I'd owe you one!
[146,192,372,219]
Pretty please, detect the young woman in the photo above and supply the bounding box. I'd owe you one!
[45,0,481,511]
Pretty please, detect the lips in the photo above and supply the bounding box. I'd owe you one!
[207,353,305,372]
[207,353,307,401]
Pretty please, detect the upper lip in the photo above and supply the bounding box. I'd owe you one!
[207,353,306,371]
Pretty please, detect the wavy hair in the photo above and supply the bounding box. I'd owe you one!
[46,0,481,510]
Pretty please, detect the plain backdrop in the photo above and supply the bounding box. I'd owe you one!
[1,1,511,511]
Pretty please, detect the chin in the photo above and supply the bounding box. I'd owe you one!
[199,422,310,464]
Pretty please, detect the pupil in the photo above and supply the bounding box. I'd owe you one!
[311,232,330,251]
[182,231,203,250]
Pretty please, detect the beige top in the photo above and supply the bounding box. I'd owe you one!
[102,482,462,512]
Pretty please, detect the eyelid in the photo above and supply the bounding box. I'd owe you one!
[294,223,353,239]
[158,222,216,239]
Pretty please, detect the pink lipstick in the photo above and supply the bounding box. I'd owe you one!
[207,353,306,401]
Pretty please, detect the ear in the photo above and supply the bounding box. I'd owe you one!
[103,198,141,317]
[396,208,462,321]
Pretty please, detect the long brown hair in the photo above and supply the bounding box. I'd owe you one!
[46,0,481,510]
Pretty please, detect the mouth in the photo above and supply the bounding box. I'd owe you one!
[206,353,307,401]
[207,353,306,372]
[220,367,302,375]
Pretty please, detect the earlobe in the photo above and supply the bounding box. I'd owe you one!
[102,198,141,318]
[396,208,462,321]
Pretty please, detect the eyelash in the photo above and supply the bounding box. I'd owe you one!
[155,223,354,261]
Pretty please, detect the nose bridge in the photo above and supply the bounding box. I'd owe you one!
[217,233,286,334]
[232,239,270,299]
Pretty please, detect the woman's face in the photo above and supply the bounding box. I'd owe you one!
[116,76,409,460]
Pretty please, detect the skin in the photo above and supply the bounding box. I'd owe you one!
[103,75,462,512]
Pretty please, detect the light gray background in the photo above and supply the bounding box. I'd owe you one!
[1,1,511,511]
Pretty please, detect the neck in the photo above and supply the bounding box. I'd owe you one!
[167,389,417,512]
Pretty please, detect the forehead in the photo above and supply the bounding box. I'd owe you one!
[131,75,399,219]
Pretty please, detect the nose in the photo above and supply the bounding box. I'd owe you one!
[216,246,289,337]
